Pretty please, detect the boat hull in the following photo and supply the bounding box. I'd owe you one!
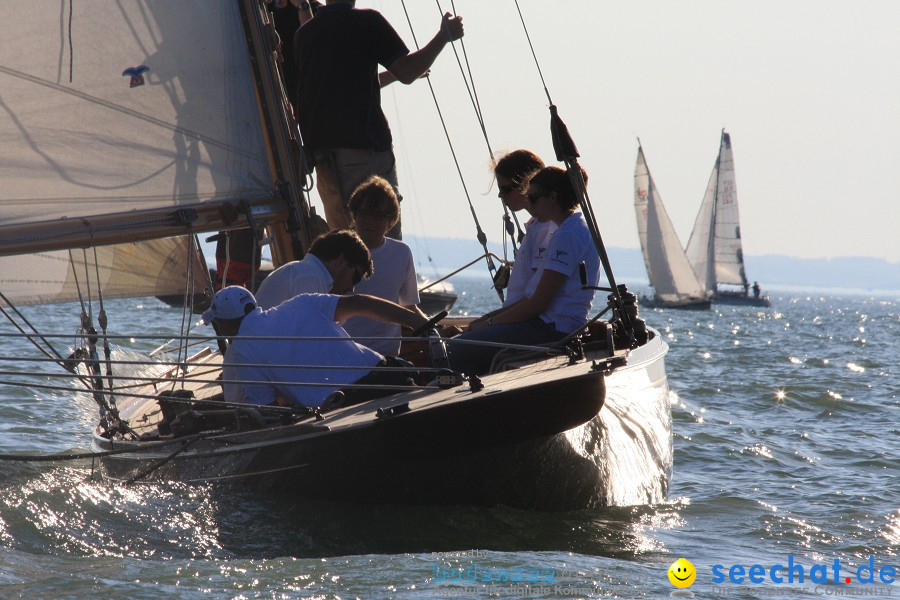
[417,290,458,316]
[92,333,671,510]
[713,293,770,307]
[639,295,711,310]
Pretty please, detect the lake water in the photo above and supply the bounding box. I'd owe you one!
[0,276,896,598]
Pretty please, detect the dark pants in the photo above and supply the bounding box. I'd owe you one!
[445,318,567,376]
[342,356,420,405]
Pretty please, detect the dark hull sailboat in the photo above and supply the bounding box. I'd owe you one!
[686,131,771,308]
[712,290,770,308]
[638,295,711,311]
[1,1,671,511]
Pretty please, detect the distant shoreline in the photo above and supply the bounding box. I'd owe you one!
[404,235,900,295]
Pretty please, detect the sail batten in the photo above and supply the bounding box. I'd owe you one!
[0,1,275,256]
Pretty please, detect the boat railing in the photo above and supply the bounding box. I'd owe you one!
[0,329,585,404]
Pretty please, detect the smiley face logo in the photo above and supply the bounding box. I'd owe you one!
[668,558,696,588]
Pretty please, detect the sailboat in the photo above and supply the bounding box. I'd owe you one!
[686,131,770,307]
[0,1,671,510]
[633,142,712,310]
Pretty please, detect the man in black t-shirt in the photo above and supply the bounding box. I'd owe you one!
[294,0,463,239]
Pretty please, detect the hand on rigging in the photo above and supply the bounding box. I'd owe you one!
[441,12,464,42]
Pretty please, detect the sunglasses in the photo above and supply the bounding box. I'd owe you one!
[498,183,517,196]
[357,209,394,221]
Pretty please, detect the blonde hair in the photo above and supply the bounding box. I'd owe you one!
[347,176,400,228]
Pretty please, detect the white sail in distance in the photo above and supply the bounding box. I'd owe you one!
[686,131,749,291]
[634,144,707,303]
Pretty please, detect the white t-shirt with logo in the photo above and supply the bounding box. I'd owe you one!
[525,212,599,333]
[504,217,557,306]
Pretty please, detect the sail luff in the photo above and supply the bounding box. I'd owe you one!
[686,160,719,292]
[237,0,315,266]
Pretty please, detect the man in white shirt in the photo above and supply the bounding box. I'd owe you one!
[254,229,372,309]
[203,286,428,408]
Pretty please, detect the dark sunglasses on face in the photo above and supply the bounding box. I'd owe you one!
[498,183,517,196]
[357,209,394,220]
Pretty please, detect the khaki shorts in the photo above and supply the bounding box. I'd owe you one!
[314,148,402,239]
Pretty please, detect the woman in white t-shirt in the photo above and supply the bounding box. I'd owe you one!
[343,176,425,355]
[485,149,557,308]
[447,165,600,375]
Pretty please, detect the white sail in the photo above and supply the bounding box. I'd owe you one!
[0,237,209,307]
[711,132,748,287]
[634,145,707,303]
[685,164,718,292]
[0,1,276,256]
[686,131,749,291]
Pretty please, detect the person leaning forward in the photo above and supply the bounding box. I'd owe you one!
[203,286,428,409]
[293,0,464,238]
[254,229,372,309]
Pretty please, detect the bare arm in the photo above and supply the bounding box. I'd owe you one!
[378,70,397,87]
[404,304,428,319]
[379,69,429,88]
[387,13,463,84]
[335,294,428,330]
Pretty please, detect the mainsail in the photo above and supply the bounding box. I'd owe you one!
[685,130,748,292]
[0,1,292,258]
[634,144,707,304]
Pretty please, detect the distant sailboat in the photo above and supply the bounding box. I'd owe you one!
[685,131,770,307]
[633,142,711,310]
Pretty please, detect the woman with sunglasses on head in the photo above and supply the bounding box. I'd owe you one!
[343,176,426,356]
[490,149,555,308]
[448,165,600,376]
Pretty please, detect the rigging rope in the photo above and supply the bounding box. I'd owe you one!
[513,0,553,106]
[399,0,503,301]
[91,247,115,389]
[437,1,524,266]
[172,233,199,393]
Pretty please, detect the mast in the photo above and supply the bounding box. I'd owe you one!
[550,105,638,343]
[236,0,316,266]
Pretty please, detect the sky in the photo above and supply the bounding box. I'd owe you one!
[302,0,900,263]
